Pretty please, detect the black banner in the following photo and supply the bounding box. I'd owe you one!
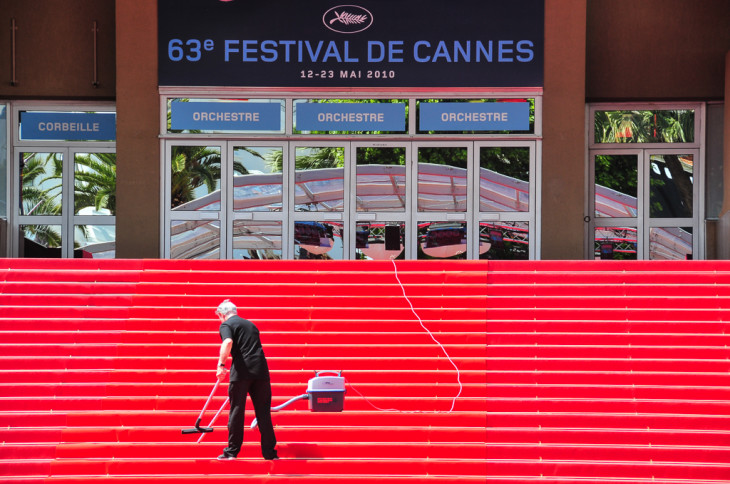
[158,0,544,88]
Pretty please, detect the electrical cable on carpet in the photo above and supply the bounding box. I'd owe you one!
[345,258,463,414]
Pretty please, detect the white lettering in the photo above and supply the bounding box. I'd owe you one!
[440,112,509,123]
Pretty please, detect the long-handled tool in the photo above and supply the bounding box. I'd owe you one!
[182,380,228,435]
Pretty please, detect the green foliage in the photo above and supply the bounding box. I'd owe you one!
[594,110,694,143]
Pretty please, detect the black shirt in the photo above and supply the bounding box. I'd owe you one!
[219,315,270,381]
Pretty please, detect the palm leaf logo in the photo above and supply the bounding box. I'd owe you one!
[330,11,368,25]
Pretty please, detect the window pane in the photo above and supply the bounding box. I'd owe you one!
[594,110,694,143]
[295,147,345,212]
[20,152,63,216]
[74,153,116,215]
[479,147,529,212]
[650,227,692,260]
[479,222,528,260]
[418,147,468,212]
[649,154,693,218]
[0,104,7,219]
[170,145,221,211]
[356,147,406,212]
[355,222,405,260]
[418,221,467,260]
[294,221,344,260]
[170,220,220,259]
[595,227,638,260]
[74,225,115,259]
[233,221,282,260]
[595,154,638,218]
[233,146,283,212]
[20,224,62,258]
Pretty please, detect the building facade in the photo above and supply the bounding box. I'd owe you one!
[1,0,728,261]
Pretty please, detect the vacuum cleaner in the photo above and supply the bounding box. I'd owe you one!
[182,370,345,441]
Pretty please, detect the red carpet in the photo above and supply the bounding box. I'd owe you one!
[3,259,730,482]
[0,259,486,483]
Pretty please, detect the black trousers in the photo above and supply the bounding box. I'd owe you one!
[224,379,277,458]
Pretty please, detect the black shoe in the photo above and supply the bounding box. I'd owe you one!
[217,454,236,461]
[264,453,279,460]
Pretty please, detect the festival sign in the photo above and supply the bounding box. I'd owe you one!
[158,0,544,88]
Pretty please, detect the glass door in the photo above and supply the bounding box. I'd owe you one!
[476,141,536,260]
[15,149,66,257]
[13,148,116,258]
[590,150,642,260]
[165,141,225,259]
[413,143,472,260]
[289,142,348,260]
[643,149,698,260]
[350,142,410,260]
[589,148,699,260]
[228,142,287,260]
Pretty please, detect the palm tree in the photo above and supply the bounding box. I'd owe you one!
[74,153,116,215]
[20,152,63,248]
[170,146,221,208]
[594,109,694,143]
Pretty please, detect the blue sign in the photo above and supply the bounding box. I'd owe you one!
[296,103,405,131]
[170,101,282,131]
[158,0,544,88]
[21,112,116,141]
[419,102,530,131]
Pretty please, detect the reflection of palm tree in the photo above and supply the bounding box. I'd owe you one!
[20,152,63,248]
[595,110,693,143]
[263,147,344,173]
[171,146,221,208]
[74,153,116,215]
[171,146,249,208]
[21,153,62,216]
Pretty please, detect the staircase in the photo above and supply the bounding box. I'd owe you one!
[4,258,730,483]
[486,260,730,483]
[0,258,487,483]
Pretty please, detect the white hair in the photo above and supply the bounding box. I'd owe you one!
[216,299,237,317]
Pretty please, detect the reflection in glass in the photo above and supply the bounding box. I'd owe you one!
[650,227,692,260]
[233,221,282,260]
[356,147,406,212]
[355,222,405,260]
[479,222,528,260]
[594,110,694,143]
[233,146,283,212]
[650,154,693,218]
[74,225,115,259]
[418,221,467,260]
[20,224,62,257]
[0,104,7,219]
[479,147,529,212]
[170,220,220,259]
[294,221,344,260]
[295,147,345,212]
[74,153,116,215]
[595,155,638,218]
[20,152,63,216]
[594,227,638,260]
[418,147,468,212]
[170,145,221,211]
